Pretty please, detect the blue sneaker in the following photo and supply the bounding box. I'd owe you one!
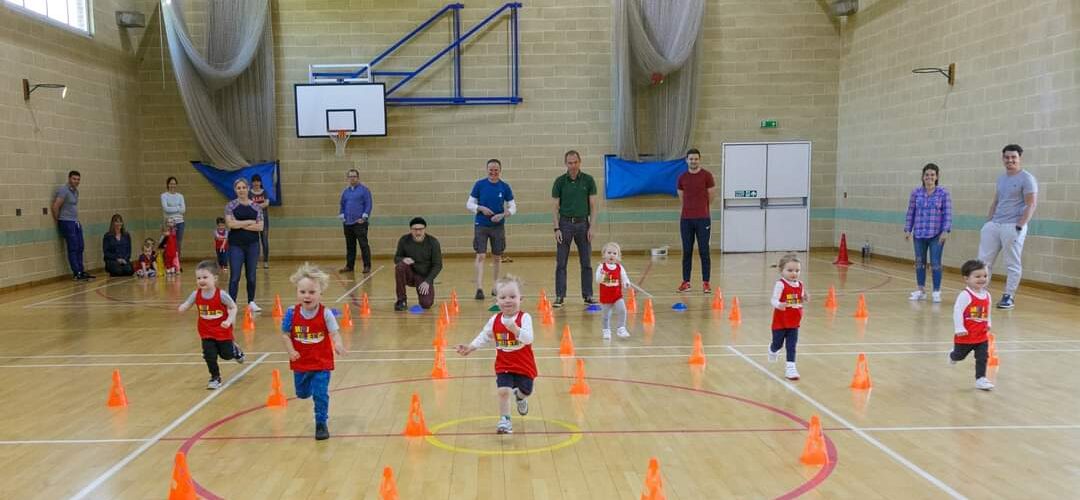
[996,294,1015,309]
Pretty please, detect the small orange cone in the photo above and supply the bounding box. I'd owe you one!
[107,369,128,408]
[168,451,197,500]
[430,346,449,379]
[626,287,637,313]
[266,369,287,407]
[688,332,707,366]
[402,393,430,437]
[824,286,838,311]
[340,303,354,328]
[538,289,550,313]
[642,299,655,325]
[450,289,460,316]
[542,306,555,325]
[728,297,742,323]
[988,334,1000,367]
[569,358,590,395]
[379,466,399,500]
[833,233,851,266]
[850,353,872,390]
[854,294,869,319]
[272,294,284,319]
[432,325,447,348]
[559,325,575,357]
[243,306,256,332]
[711,290,724,311]
[359,292,371,317]
[800,415,828,466]
[639,457,666,500]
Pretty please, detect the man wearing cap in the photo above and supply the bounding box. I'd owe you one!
[393,217,443,311]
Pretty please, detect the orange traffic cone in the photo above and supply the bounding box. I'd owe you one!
[107,369,128,408]
[559,325,575,357]
[272,294,284,319]
[359,292,371,318]
[626,287,637,313]
[430,346,449,379]
[642,299,655,325]
[569,358,590,395]
[824,286,838,310]
[266,369,287,407]
[243,306,256,331]
[988,334,1000,366]
[538,289,550,313]
[800,415,828,466]
[168,451,197,500]
[441,302,452,326]
[432,325,447,348]
[639,457,666,500]
[340,303,354,328]
[711,290,724,311]
[854,294,869,319]
[379,466,399,500]
[688,332,707,366]
[833,233,851,266]
[850,353,872,390]
[402,393,430,437]
[450,289,460,316]
[542,306,555,325]
[728,297,742,323]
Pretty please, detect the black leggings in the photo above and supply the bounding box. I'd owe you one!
[950,341,988,379]
[202,338,237,380]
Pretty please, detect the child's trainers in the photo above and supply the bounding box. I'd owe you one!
[974,377,995,391]
[702,282,712,294]
[616,326,630,338]
[909,290,925,301]
[784,363,800,380]
[315,422,330,440]
[602,329,612,340]
[768,349,780,363]
[206,378,222,390]
[677,281,692,293]
[931,291,942,303]
[234,343,245,364]
[515,391,529,416]
[496,417,513,434]
[947,351,957,365]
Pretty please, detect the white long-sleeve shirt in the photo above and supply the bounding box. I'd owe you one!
[770,278,806,308]
[468,312,534,351]
[594,262,631,287]
[466,196,517,216]
[953,287,991,334]
[161,192,186,224]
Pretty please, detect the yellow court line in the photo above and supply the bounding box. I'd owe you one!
[425,415,583,455]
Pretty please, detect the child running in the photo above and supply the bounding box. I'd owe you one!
[949,259,995,391]
[769,254,808,380]
[280,263,347,440]
[595,241,631,340]
[457,275,536,434]
[177,261,244,390]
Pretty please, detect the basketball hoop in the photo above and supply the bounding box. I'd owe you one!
[329,129,351,157]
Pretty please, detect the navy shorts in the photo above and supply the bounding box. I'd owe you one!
[473,224,506,255]
[495,372,533,396]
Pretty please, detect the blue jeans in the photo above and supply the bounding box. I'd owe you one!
[680,218,711,282]
[913,235,944,290]
[58,220,85,275]
[294,370,331,424]
[228,241,259,303]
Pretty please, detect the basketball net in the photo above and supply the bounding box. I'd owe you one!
[329,129,351,157]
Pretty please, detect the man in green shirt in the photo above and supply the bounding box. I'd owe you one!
[394,217,443,311]
[551,150,598,308]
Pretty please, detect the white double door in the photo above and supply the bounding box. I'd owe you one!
[721,142,811,253]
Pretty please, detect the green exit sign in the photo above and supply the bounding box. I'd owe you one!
[760,119,778,128]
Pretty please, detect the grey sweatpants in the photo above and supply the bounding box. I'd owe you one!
[601,299,627,330]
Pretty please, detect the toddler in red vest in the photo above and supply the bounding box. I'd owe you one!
[177,261,244,390]
[595,241,632,340]
[769,254,809,380]
[949,259,994,391]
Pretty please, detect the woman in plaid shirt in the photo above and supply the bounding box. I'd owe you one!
[904,163,953,302]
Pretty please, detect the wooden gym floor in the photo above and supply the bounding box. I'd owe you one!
[1,251,1078,499]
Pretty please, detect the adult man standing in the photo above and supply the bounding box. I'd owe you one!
[551,150,598,308]
[52,170,94,280]
[977,144,1038,309]
[676,148,716,294]
[467,159,517,300]
[338,169,373,274]
[393,217,443,311]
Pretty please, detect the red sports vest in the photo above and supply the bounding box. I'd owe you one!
[598,263,624,304]
[288,304,335,371]
[771,279,804,330]
[196,288,233,341]
[958,289,990,344]
[492,311,537,379]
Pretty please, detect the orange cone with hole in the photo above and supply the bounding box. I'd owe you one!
[824,286,838,311]
[559,325,575,357]
[854,294,869,319]
[639,457,666,500]
[542,306,555,325]
[107,369,128,408]
[430,346,449,379]
[266,369,287,407]
[626,287,637,313]
[569,358,590,395]
[711,290,724,311]
[850,353,872,390]
[728,297,742,323]
[168,451,197,500]
[379,466,399,500]
[402,393,430,436]
[340,303,354,328]
[538,289,550,313]
[243,306,256,331]
[359,292,371,317]
[272,294,284,319]
[450,289,460,315]
[642,299,655,325]
[688,332,707,366]
[800,415,828,466]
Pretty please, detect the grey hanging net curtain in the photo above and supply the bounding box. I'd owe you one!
[612,0,705,161]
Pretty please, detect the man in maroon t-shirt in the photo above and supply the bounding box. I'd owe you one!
[676,149,716,294]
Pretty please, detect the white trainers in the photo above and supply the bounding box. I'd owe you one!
[768,349,780,363]
[516,397,529,416]
[931,291,942,303]
[206,378,222,390]
[975,377,994,391]
[601,329,612,340]
[496,417,513,434]
[785,362,800,380]
[909,290,926,301]
[947,351,957,365]
[616,327,630,338]
[248,301,262,313]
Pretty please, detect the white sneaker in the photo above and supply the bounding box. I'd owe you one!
[975,377,994,391]
[516,396,529,416]
[602,329,612,340]
[768,349,780,363]
[206,378,222,390]
[909,290,925,301]
[496,418,513,434]
[616,327,630,338]
[248,301,262,313]
[931,291,942,303]
[785,363,800,380]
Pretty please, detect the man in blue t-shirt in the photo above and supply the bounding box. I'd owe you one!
[466,159,517,300]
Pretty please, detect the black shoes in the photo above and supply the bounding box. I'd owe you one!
[475,288,485,300]
[552,297,565,308]
[315,422,329,440]
[394,300,407,311]
[584,297,598,305]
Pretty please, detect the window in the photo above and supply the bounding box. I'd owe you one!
[4,0,92,35]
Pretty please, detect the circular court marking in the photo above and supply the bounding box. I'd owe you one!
[425,415,583,455]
